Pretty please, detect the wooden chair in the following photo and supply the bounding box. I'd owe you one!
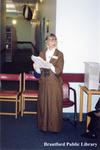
[0,73,22,118]
[62,82,77,126]
[21,73,39,116]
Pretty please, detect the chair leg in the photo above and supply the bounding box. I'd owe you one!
[15,98,17,119]
[74,103,77,127]
[21,96,24,117]
[18,95,21,112]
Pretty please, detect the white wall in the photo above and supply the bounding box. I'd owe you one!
[7,17,33,42]
[56,0,100,113]
[16,18,32,42]
[39,0,56,35]
[98,0,100,60]
[56,0,100,73]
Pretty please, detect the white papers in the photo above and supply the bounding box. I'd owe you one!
[31,55,51,69]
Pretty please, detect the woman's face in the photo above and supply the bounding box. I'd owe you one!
[46,36,57,49]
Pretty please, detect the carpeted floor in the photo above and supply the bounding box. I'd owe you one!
[0,115,99,150]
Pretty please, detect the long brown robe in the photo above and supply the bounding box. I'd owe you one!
[37,49,64,132]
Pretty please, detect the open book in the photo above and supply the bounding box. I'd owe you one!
[31,55,51,69]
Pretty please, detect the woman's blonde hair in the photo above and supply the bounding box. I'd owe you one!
[45,33,57,41]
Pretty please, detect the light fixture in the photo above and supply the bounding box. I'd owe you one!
[35,2,39,11]
[46,19,50,33]
[39,0,43,3]
[12,19,17,25]
[6,3,15,9]
[6,9,22,13]
[6,2,22,13]
[32,10,37,20]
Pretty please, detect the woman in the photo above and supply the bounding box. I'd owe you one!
[33,33,64,132]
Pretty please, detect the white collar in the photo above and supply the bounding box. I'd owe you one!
[46,48,56,62]
[47,47,56,53]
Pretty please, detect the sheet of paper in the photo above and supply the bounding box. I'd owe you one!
[31,55,51,69]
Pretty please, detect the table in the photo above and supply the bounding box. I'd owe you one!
[79,86,100,130]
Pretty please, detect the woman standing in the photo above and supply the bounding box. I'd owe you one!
[33,33,64,132]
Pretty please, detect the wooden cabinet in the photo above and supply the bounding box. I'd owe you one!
[5,25,17,62]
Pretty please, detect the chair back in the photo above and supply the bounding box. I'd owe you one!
[21,73,38,116]
[62,80,77,125]
[0,73,22,118]
[0,73,21,92]
[62,82,70,99]
[23,73,38,91]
